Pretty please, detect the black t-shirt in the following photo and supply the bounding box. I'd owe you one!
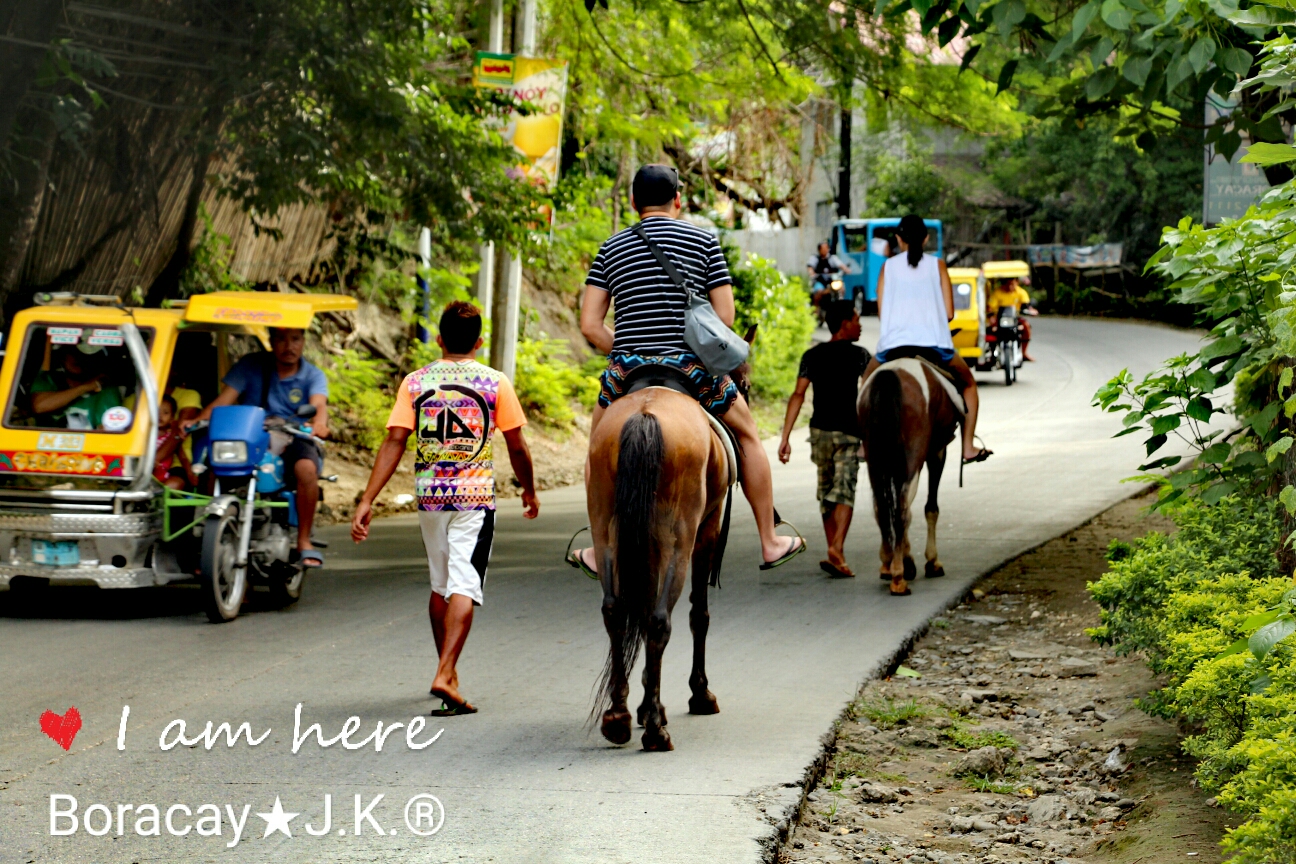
[797,340,871,436]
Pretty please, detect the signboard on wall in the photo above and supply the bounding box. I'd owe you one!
[1205,92,1271,224]
[473,52,568,189]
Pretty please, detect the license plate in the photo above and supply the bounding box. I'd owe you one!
[32,539,79,566]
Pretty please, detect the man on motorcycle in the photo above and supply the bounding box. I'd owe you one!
[188,327,329,568]
[986,277,1038,361]
[806,242,851,308]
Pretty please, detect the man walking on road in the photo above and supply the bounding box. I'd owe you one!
[778,300,870,578]
[351,301,539,716]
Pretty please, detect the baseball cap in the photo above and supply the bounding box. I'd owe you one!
[632,164,680,210]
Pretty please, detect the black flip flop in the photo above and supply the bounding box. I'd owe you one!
[564,526,598,580]
[820,560,855,579]
[962,448,993,465]
[430,691,478,717]
[759,523,807,571]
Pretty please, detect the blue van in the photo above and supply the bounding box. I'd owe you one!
[829,218,944,304]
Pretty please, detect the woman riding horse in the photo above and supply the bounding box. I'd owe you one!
[859,215,990,595]
[864,215,990,465]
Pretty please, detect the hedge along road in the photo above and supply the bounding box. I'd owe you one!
[0,317,1208,864]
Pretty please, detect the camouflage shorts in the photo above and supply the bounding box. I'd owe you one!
[810,428,862,516]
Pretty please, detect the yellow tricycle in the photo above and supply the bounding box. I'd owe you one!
[0,290,356,621]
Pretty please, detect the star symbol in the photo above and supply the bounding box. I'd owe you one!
[257,796,299,838]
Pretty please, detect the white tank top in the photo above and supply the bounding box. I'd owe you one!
[876,253,954,355]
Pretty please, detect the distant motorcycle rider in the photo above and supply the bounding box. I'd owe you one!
[805,242,851,307]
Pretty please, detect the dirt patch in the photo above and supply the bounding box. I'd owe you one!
[778,493,1239,864]
[314,419,590,525]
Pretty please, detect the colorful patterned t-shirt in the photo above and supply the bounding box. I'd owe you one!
[386,360,527,511]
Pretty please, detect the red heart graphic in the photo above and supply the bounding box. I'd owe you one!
[39,707,82,751]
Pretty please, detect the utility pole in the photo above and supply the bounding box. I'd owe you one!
[488,0,535,380]
[837,96,851,219]
[475,0,505,354]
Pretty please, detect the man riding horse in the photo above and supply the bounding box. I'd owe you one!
[568,164,804,575]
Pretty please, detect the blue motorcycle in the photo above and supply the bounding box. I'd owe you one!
[189,404,326,623]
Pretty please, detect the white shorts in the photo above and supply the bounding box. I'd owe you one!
[418,509,495,606]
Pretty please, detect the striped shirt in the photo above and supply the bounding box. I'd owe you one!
[585,217,732,354]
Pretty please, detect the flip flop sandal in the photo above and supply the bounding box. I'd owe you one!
[430,696,478,717]
[962,448,993,465]
[820,560,855,579]
[564,526,598,580]
[759,520,807,571]
[290,549,324,569]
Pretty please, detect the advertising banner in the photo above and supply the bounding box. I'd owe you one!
[473,51,568,189]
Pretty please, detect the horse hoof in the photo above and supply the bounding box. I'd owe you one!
[689,692,720,715]
[903,557,917,581]
[925,561,945,579]
[890,578,911,596]
[642,727,674,752]
[601,710,632,745]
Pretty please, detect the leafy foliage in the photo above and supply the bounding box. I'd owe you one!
[511,339,601,428]
[1086,494,1296,864]
[729,252,816,399]
[1093,161,1296,507]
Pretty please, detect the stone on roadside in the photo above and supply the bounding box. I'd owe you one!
[1026,795,1068,824]
[966,614,1008,626]
[1097,805,1123,822]
[859,781,899,803]
[1056,657,1098,678]
[1100,747,1127,775]
[960,688,999,703]
[956,746,1005,777]
[899,728,940,748]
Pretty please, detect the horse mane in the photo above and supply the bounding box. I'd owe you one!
[591,410,663,726]
[865,369,907,552]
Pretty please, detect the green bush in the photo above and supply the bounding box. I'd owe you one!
[1087,494,1296,864]
[513,338,601,428]
[318,348,397,451]
[729,252,816,399]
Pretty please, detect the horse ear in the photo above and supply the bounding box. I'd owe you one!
[743,324,758,345]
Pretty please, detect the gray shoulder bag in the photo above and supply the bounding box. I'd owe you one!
[633,222,749,378]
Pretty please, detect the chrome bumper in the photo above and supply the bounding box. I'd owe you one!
[0,508,185,590]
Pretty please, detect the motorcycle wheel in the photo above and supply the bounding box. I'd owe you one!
[268,562,305,606]
[199,504,245,623]
[1003,345,1014,386]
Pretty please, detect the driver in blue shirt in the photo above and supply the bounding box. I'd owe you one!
[189,328,329,568]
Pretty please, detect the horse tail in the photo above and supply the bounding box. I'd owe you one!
[866,369,907,551]
[594,410,663,720]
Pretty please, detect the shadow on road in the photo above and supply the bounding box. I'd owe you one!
[0,581,295,621]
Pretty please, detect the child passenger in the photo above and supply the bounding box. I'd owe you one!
[153,395,195,490]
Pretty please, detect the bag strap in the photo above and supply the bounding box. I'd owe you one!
[633,221,693,298]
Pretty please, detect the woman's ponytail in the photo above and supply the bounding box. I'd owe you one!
[898,214,927,268]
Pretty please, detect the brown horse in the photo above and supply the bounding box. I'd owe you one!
[587,386,733,751]
[858,358,962,596]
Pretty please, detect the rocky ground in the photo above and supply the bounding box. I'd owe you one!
[779,493,1239,864]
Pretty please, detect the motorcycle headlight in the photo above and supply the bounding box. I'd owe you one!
[831,279,844,290]
[211,441,248,464]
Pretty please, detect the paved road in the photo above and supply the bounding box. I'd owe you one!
[0,318,1204,864]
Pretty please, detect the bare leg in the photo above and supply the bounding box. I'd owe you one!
[575,405,607,574]
[949,356,985,462]
[721,394,801,563]
[293,458,319,551]
[429,593,475,709]
[824,503,853,572]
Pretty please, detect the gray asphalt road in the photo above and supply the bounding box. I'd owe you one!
[0,317,1203,864]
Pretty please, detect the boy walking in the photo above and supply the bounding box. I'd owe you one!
[351,301,539,716]
[777,300,870,578]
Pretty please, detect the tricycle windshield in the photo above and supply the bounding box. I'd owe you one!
[4,323,154,433]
